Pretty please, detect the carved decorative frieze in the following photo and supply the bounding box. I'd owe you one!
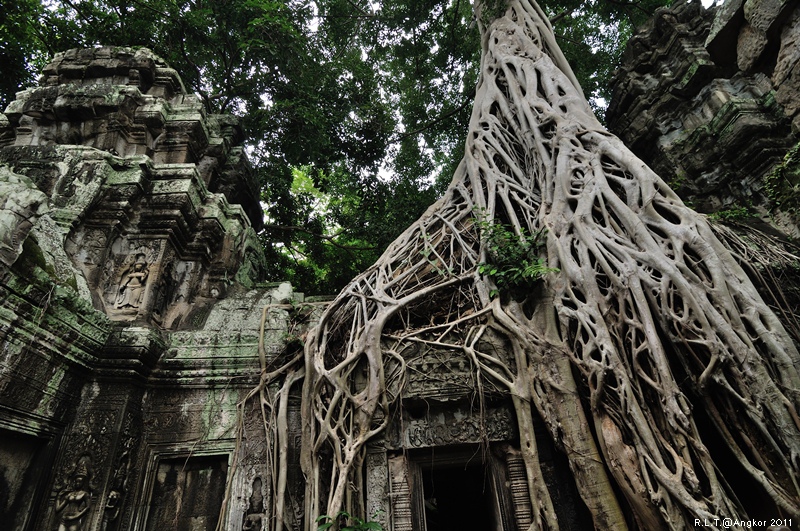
[387,405,515,449]
[403,346,476,401]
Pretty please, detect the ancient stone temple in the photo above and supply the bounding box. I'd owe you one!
[606,0,800,239]
[4,1,800,527]
[605,0,800,334]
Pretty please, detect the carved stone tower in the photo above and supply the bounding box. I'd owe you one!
[0,47,306,531]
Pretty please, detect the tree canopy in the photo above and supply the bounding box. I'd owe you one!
[1,0,671,294]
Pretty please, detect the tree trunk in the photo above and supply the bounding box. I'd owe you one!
[241,0,800,529]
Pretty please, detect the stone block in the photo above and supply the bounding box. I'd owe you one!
[0,166,49,266]
[743,0,796,33]
[706,0,746,63]
[773,6,800,109]
[737,22,770,71]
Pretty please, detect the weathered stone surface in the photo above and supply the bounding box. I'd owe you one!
[737,22,770,70]
[774,7,800,130]
[608,0,800,237]
[774,6,800,85]
[743,0,796,33]
[0,42,597,531]
[706,0,745,62]
[608,0,800,379]
[0,166,49,266]
[386,405,515,449]
[707,0,800,77]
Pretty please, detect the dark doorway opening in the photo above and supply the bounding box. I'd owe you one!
[421,463,494,531]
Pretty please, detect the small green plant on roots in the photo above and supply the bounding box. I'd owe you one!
[476,212,558,298]
[316,512,384,531]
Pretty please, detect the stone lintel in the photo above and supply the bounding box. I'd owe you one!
[99,326,167,377]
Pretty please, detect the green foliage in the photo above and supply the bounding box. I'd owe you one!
[476,214,558,298]
[0,0,50,109]
[261,165,436,294]
[2,0,670,294]
[765,141,800,222]
[369,0,481,192]
[543,0,673,112]
[708,206,752,222]
[316,511,384,531]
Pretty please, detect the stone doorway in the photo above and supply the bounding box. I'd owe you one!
[420,459,497,531]
[387,445,523,531]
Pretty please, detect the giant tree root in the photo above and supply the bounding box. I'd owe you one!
[233,1,800,529]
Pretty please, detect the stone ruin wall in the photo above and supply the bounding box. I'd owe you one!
[606,0,800,238]
[0,47,323,531]
[606,0,800,326]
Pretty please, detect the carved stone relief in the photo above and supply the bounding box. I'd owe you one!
[241,477,266,531]
[400,330,514,402]
[101,239,162,319]
[113,253,149,309]
[1,46,272,531]
[54,454,93,531]
[143,454,228,531]
[403,345,476,401]
[387,405,515,450]
[365,445,390,531]
[151,257,200,328]
[286,394,304,531]
[102,411,138,531]
[239,398,268,468]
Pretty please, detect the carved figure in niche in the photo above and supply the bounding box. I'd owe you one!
[103,450,131,527]
[242,477,265,531]
[152,261,175,321]
[55,456,92,531]
[114,253,149,309]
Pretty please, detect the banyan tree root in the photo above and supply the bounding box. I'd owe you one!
[236,0,800,529]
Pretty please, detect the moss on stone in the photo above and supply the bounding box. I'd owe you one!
[765,140,800,225]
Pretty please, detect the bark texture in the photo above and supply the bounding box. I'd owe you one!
[237,1,800,529]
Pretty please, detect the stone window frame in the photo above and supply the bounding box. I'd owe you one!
[131,440,236,531]
[0,411,62,531]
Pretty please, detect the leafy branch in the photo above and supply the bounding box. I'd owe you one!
[316,511,384,531]
[263,224,377,251]
[475,213,558,298]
